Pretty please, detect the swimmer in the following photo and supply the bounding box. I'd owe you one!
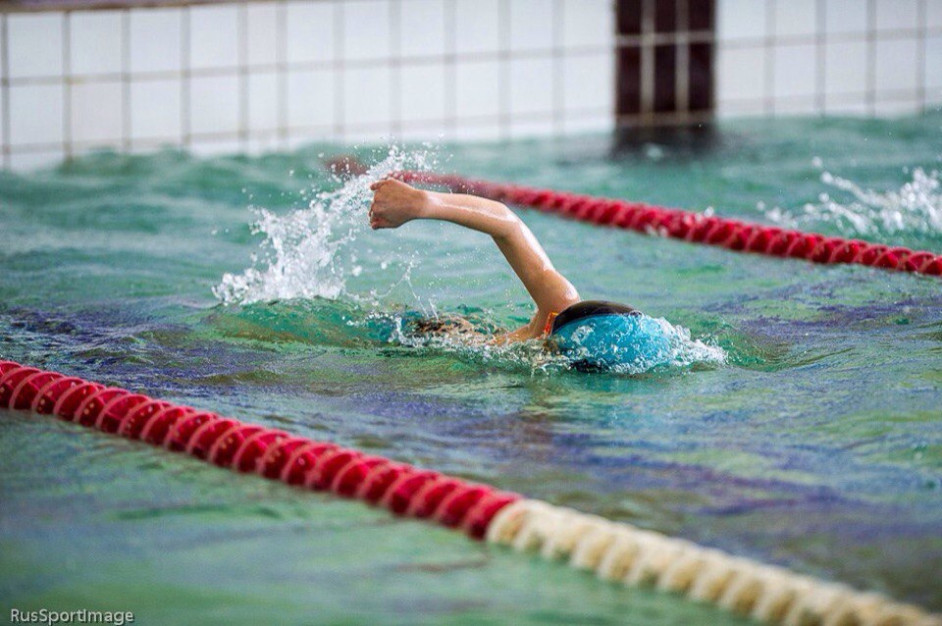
[369,178,671,370]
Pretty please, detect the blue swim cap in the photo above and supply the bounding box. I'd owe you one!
[550,301,671,371]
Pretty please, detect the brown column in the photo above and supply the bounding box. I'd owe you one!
[616,0,715,130]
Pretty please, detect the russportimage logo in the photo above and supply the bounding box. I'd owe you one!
[9,609,135,626]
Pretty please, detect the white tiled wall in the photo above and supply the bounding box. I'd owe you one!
[0,0,615,169]
[8,14,63,79]
[2,0,941,170]
[716,0,942,118]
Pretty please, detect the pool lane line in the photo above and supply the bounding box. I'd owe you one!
[390,170,942,277]
[2,360,939,626]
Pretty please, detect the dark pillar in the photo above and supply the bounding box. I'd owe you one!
[615,0,715,135]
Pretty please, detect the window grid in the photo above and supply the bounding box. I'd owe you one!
[615,0,716,128]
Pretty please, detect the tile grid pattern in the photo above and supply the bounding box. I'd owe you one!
[1,16,10,165]
[2,1,942,169]
[0,0,618,169]
[716,0,942,117]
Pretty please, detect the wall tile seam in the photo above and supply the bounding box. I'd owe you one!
[3,108,616,152]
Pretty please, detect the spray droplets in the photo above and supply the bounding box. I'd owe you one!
[371,311,725,377]
[758,162,942,238]
[213,147,726,376]
[213,148,438,305]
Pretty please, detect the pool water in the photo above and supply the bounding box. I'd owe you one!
[1,113,941,624]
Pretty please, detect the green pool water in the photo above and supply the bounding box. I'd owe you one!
[1,113,941,624]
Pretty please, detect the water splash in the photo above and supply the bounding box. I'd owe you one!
[214,146,725,375]
[361,310,725,376]
[758,162,942,238]
[387,319,581,376]
[213,147,438,305]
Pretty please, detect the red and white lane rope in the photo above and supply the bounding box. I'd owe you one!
[1,360,938,626]
[391,170,942,277]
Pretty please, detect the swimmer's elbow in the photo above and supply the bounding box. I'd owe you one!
[491,212,525,242]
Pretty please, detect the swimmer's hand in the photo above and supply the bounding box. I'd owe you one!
[369,178,427,229]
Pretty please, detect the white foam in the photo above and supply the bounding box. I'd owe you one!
[214,149,726,375]
[758,162,942,238]
[213,147,437,305]
[654,317,728,372]
[372,311,725,376]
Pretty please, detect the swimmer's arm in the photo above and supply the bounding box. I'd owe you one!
[370,178,580,338]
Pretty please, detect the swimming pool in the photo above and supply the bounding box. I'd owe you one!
[1,113,940,624]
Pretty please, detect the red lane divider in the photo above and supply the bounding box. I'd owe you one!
[0,361,519,539]
[392,171,942,277]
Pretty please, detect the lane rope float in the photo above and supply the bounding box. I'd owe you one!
[1,360,939,626]
[391,170,942,277]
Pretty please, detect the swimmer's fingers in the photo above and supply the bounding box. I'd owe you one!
[368,202,391,229]
[370,216,393,230]
[371,177,416,193]
[371,213,404,229]
[369,178,423,229]
[370,178,393,191]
